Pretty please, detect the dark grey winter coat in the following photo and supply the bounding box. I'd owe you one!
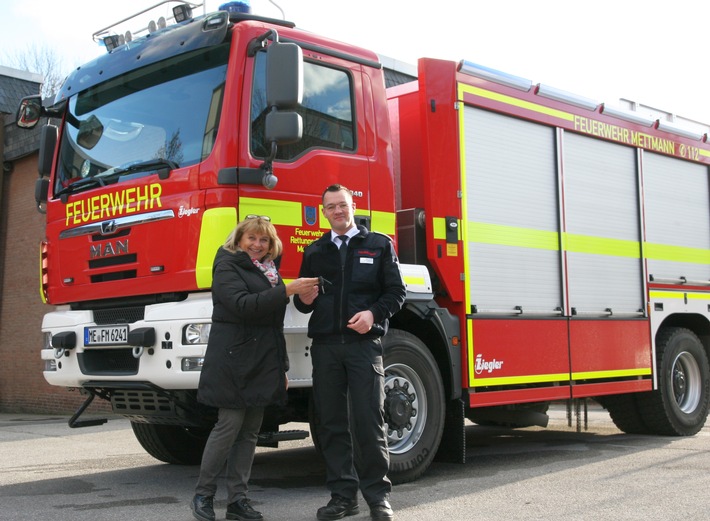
[197,247,290,410]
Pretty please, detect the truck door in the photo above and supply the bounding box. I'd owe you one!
[241,48,371,279]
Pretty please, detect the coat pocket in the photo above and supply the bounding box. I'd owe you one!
[351,247,382,282]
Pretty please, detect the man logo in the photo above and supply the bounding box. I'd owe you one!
[101,220,117,235]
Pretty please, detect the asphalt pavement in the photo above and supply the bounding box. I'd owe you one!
[1,403,708,520]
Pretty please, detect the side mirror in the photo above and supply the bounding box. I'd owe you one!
[35,177,49,213]
[266,42,303,109]
[16,95,43,129]
[265,110,302,145]
[257,40,304,190]
[38,125,58,178]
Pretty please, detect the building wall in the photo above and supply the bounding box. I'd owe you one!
[0,153,103,414]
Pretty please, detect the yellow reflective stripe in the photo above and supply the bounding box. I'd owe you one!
[645,242,710,264]
[38,244,46,304]
[403,275,427,287]
[461,221,710,262]
[649,290,684,299]
[471,368,651,388]
[471,372,569,387]
[563,233,640,258]
[433,217,446,240]
[239,197,302,226]
[467,223,640,258]
[195,207,237,288]
[572,368,652,380]
[459,84,575,122]
[650,290,710,300]
[469,222,559,250]
[433,216,462,240]
[371,210,395,236]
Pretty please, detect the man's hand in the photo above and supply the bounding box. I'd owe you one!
[347,310,374,334]
[298,284,319,305]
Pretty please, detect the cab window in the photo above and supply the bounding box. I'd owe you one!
[251,53,355,160]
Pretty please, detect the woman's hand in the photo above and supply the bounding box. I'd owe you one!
[285,277,320,298]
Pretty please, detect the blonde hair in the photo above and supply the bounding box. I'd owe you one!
[223,217,283,259]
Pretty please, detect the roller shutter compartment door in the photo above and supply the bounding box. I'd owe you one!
[563,132,643,315]
[463,107,561,314]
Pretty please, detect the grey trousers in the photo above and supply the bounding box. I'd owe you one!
[195,407,264,503]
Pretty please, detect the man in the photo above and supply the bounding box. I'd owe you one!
[295,184,406,521]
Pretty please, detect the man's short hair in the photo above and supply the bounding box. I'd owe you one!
[322,184,353,202]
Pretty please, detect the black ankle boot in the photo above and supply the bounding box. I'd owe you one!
[226,497,263,521]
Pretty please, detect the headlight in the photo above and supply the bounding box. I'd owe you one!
[183,323,211,345]
[42,332,52,350]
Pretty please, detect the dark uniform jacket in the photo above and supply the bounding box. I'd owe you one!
[294,225,406,342]
[198,247,289,409]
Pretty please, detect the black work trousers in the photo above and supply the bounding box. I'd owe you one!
[311,337,391,505]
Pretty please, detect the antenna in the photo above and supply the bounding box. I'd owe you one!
[268,0,285,19]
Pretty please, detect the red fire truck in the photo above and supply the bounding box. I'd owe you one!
[17,1,710,483]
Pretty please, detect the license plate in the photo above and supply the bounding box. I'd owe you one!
[84,325,129,346]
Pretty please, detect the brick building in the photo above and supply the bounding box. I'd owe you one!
[0,66,88,414]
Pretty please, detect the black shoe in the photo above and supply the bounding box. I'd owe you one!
[227,497,263,521]
[369,500,394,521]
[316,495,360,520]
[191,494,215,521]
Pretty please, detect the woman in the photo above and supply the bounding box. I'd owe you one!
[191,215,319,521]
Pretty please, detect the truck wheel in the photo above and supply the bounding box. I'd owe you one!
[383,329,445,484]
[636,327,710,436]
[596,394,650,434]
[131,422,209,465]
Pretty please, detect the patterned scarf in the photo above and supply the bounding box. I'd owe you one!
[251,257,279,287]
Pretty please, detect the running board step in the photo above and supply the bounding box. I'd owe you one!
[257,429,309,447]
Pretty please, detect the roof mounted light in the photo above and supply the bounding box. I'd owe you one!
[173,4,193,22]
[458,60,532,92]
[102,35,122,52]
[600,104,656,127]
[535,84,599,111]
[93,1,202,52]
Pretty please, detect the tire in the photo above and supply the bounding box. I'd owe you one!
[596,394,650,434]
[636,327,710,436]
[383,329,445,484]
[467,402,550,428]
[131,422,210,465]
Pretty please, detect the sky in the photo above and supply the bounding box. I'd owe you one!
[2,0,710,126]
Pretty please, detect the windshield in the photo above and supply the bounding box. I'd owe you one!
[54,44,229,196]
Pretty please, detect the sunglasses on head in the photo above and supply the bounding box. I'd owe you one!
[245,214,271,221]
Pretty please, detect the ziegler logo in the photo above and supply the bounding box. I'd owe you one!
[178,206,199,218]
[90,239,129,259]
[474,354,504,375]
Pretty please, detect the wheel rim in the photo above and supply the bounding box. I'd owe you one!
[384,362,427,454]
[671,351,702,414]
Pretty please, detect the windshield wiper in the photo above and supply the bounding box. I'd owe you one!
[55,176,106,200]
[97,158,179,181]
[56,158,180,201]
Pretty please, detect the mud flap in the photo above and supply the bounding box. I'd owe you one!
[434,398,465,464]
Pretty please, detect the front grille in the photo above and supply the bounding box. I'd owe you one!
[89,254,137,269]
[94,306,145,325]
[91,269,137,283]
[78,348,139,375]
[112,390,175,416]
